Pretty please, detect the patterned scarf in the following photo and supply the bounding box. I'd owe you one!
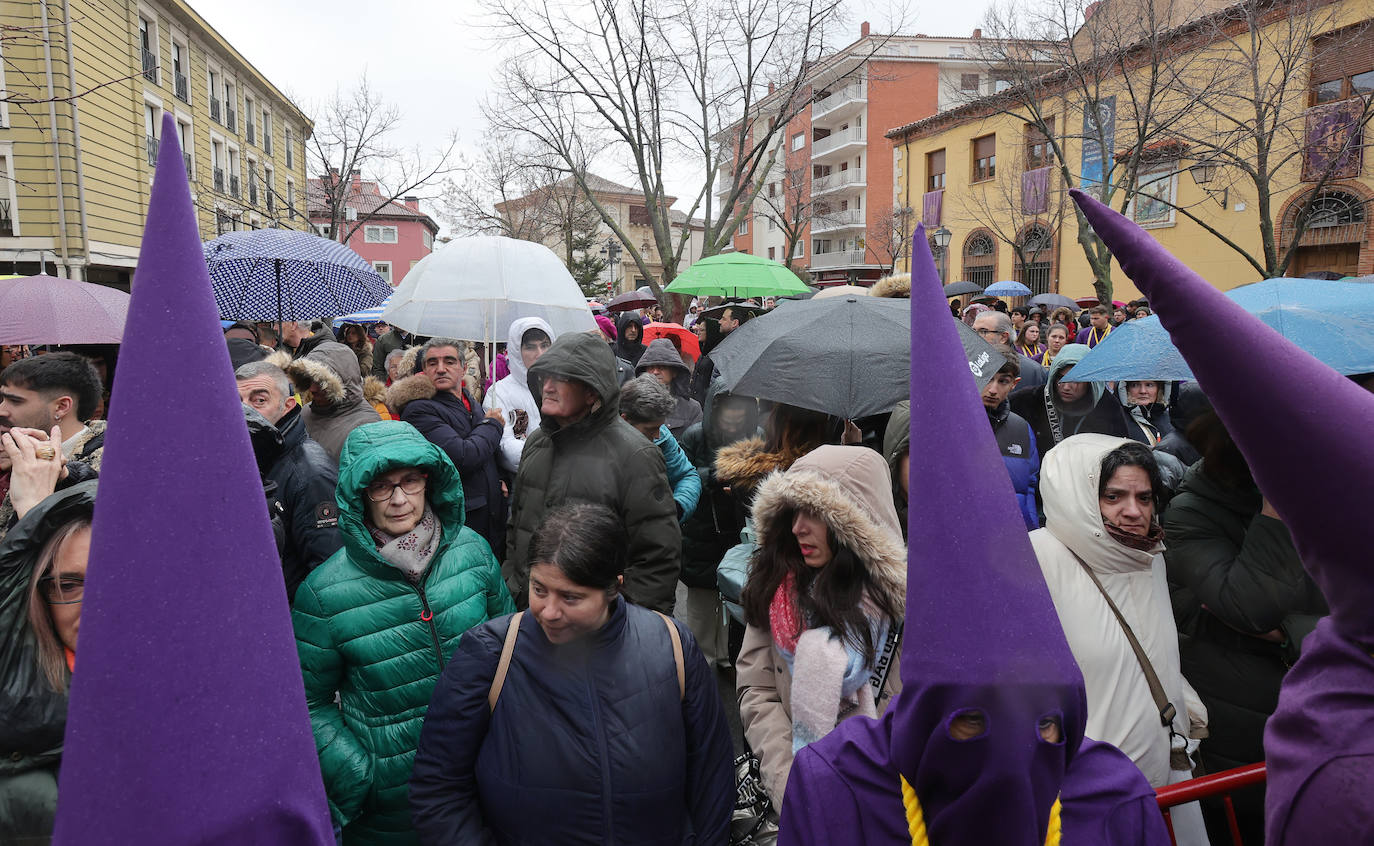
[1104,519,1165,551]
[369,504,441,582]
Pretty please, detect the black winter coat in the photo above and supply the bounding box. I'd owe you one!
[678,380,759,588]
[264,407,342,601]
[0,482,96,844]
[402,388,505,553]
[410,600,734,845]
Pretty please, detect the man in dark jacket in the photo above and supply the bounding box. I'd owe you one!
[370,323,408,383]
[236,361,342,601]
[982,349,1041,529]
[972,310,1047,396]
[280,321,335,360]
[506,332,680,613]
[635,339,703,438]
[398,338,506,555]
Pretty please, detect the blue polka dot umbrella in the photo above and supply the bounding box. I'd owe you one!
[203,228,393,322]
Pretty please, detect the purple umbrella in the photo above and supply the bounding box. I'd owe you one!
[0,275,131,344]
[605,289,658,312]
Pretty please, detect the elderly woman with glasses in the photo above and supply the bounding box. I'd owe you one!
[292,420,514,844]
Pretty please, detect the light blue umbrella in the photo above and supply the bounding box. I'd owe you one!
[203,229,392,322]
[332,298,393,327]
[983,280,1032,296]
[1065,278,1374,381]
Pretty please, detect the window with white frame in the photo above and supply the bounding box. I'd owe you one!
[175,119,191,176]
[263,164,275,211]
[316,223,332,238]
[1129,168,1177,228]
[373,261,392,283]
[285,128,294,168]
[0,150,18,235]
[171,38,189,103]
[365,225,399,243]
[0,38,9,127]
[143,103,159,166]
[793,240,804,258]
[737,217,749,236]
[286,179,295,217]
[261,110,272,154]
[791,133,805,151]
[422,229,433,249]
[138,15,158,84]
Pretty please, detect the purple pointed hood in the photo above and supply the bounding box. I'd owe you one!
[891,225,1087,844]
[1070,188,1374,649]
[53,114,332,843]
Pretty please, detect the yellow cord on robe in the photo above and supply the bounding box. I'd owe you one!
[899,775,1062,846]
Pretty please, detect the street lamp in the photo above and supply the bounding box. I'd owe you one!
[1188,160,1228,209]
[599,238,623,294]
[932,225,953,282]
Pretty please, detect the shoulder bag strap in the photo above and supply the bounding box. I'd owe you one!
[487,611,524,712]
[654,611,685,701]
[1068,553,1177,728]
[869,621,902,698]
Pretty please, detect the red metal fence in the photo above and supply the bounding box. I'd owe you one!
[1155,763,1267,846]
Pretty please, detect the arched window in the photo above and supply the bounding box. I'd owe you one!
[1014,224,1055,295]
[962,231,997,286]
[1302,190,1365,228]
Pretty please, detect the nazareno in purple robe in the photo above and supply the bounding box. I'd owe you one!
[1070,189,1374,846]
[777,224,1169,846]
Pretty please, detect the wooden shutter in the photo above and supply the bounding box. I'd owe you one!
[974,135,997,159]
[928,149,946,176]
[1313,24,1374,84]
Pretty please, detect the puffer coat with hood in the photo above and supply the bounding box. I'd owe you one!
[505,332,681,613]
[736,446,907,807]
[282,342,382,463]
[0,482,96,845]
[1116,381,1176,448]
[1011,343,1128,453]
[613,313,647,365]
[1029,434,1206,789]
[679,380,761,588]
[635,339,704,438]
[483,316,556,474]
[292,421,514,845]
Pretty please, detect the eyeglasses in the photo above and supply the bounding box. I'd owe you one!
[40,575,84,605]
[974,328,1004,338]
[365,472,428,502]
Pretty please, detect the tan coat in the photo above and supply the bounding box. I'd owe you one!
[735,445,907,807]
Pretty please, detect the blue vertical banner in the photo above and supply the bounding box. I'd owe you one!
[1079,96,1116,193]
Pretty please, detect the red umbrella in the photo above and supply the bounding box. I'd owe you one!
[642,322,700,360]
[0,274,130,344]
[606,290,658,312]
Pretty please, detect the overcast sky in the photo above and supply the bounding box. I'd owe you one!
[190,0,994,221]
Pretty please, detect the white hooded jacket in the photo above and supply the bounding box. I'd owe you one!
[1030,434,1206,788]
[483,316,555,473]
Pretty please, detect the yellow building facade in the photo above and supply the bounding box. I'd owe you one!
[0,0,312,286]
[887,0,1373,302]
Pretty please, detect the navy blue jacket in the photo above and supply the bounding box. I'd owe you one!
[410,600,734,845]
[989,401,1042,529]
[265,407,341,601]
[401,388,504,548]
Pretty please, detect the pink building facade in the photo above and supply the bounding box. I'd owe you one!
[308,174,439,287]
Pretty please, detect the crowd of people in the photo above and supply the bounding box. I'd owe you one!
[1,223,1368,844]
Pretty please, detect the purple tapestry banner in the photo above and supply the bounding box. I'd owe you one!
[1302,98,1364,182]
[922,189,943,226]
[1022,167,1050,214]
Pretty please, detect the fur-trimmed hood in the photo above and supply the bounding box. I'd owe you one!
[386,372,436,418]
[749,444,906,609]
[280,341,364,410]
[362,376,388,409]
[714,436,811,497]
[870,273,911,299]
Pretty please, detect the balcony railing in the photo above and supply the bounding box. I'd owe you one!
[246,122,255,144]
[811,209,864,233]
[813,81,866,119]
[812,168,866,194]
[226,109,236,132]
[141,49,157,83]
[249,182,258,205]
[210,96,222,123]
[809,249,870,269]
[213,167,224,193]
[229,175,241,198]
[263,134,272,155]
[266,190,275,212]
[0,199,13,236]
[812,126,867,158]
[145,134,158,167]
[174,72,189,103]
[183,151,193,179]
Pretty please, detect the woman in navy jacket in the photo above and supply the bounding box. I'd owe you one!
[410,502,733,845]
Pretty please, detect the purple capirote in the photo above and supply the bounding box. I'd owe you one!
[52,113,332,844]
[777,224,1167,846]
[1070,188,1374,846]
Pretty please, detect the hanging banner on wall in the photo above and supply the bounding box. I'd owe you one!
[1079,96,1117,194]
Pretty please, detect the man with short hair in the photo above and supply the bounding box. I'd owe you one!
[982,348,1041,529]
[1031,436,1207,811]
[236,361,341,601]
[281,320,334,359]
[0,352,106,471]
[1010,306,1029,334]
[718,305,753,335]
[1076,305,1113,348]
[972,310,1046,393]
[400,337,506,552]
[506,332,680,612]
[620,375,701,523]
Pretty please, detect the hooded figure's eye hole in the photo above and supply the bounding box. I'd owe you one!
[1038,714,1064,744]
[948,710,988,741]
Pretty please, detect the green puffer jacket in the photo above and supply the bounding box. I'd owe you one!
[505,332,680,613]
[292,421,514,845]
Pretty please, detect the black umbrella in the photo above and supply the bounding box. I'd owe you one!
[711,295,1003,419]
[944,280,984,297]
[606,290,658,312]
[1029,292,1079,309]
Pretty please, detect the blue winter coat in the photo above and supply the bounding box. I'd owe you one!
[655,424,702,522]
[409,599,734,845]
[989,401,1042,529]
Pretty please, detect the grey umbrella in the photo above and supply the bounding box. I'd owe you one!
[711,294,1003,419]
[1029,292,1079,309]
[944,280,984,297]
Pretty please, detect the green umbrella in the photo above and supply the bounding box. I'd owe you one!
[664,252,811,298]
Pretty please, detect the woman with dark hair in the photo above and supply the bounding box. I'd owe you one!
[714,403,834,507]
[613,313,647,365]
[736,445,906,808]
[1163,410,1327,843]
[337,322,375,378]
[1037,322,1071,368]
[410,502,733,845]
[688,317,723,406]
[1016,321,1046,360]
